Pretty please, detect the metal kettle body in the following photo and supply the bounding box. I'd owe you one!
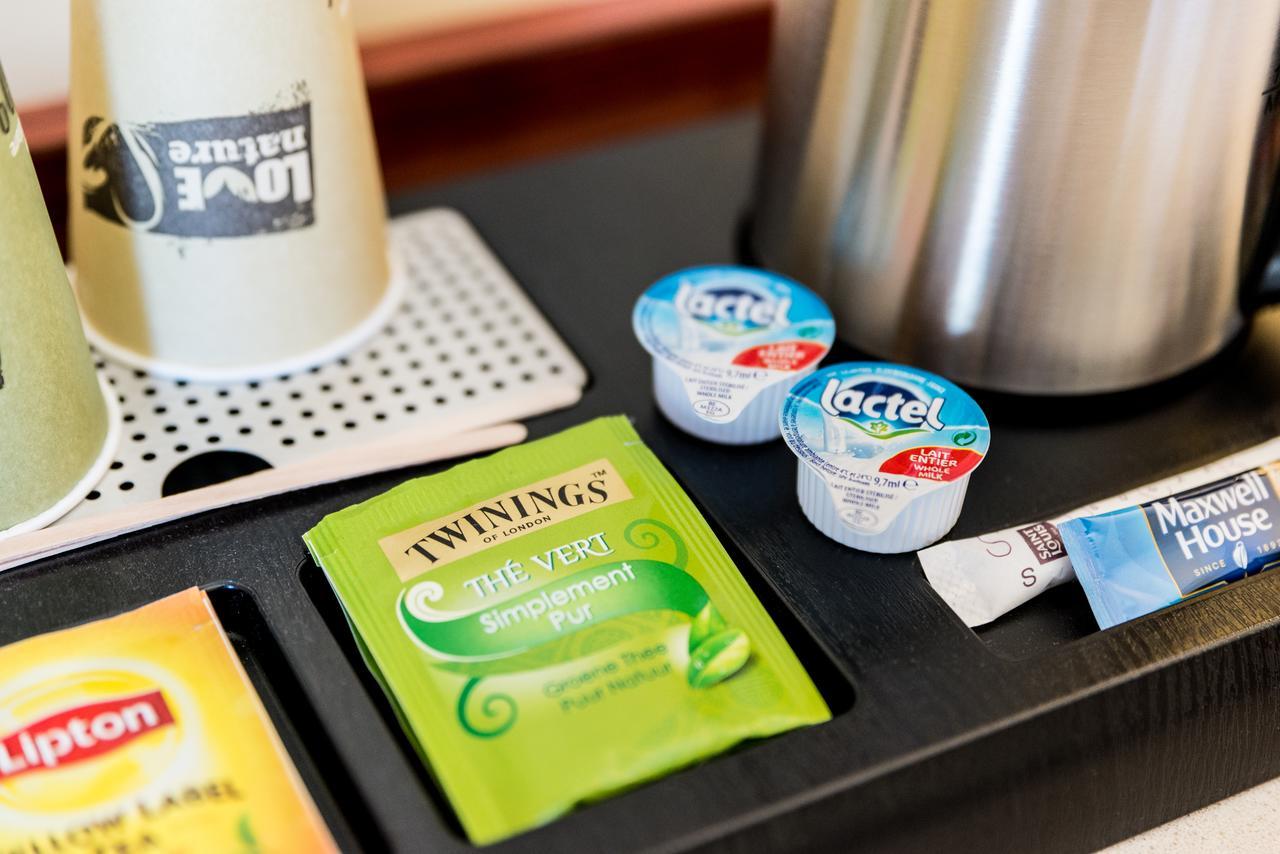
[752,0,1280,394]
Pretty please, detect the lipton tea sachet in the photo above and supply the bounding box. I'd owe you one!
[304,416,830,844]
[0,588,336,852]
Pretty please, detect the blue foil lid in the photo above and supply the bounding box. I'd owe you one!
[633,266,834,372]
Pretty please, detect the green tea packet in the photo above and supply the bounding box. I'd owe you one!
[304,416,830,844]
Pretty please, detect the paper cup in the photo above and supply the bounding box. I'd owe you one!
[69,0,395,380]
[0,63,120,537]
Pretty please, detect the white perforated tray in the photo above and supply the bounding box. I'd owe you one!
[59,207,586,522]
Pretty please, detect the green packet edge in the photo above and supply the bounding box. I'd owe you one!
[303,415,831,843]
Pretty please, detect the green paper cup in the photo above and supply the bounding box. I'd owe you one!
[69,0,398,381]
[0,64,120,537]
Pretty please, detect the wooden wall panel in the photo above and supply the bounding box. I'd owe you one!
[32,0,772,249]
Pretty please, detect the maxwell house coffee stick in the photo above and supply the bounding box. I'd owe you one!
[1061,462,1280,629]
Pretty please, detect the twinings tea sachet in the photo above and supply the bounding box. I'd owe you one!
[0,588,336,852]
[304,416,830,844]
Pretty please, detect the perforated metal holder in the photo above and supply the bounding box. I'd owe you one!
[59,207,587,523]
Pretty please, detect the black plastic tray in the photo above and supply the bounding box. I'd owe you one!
[6,114,1280,852]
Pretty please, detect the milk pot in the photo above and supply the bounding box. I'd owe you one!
[752,0,1280,393]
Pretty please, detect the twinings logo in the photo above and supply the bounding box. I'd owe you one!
[81,102,315,238]
[674,283,789,335]
[820,378,946,437]
[0,690,175,782]
[380,459,633,580]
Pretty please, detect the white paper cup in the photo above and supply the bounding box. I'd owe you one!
[69,0,393,380]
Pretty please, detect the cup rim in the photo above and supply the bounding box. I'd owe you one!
[69,246,407,384]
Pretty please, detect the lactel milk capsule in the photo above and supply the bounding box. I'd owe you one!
[633,266,835,444]
[780,363,990,553]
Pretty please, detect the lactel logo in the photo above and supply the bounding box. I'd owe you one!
[820,379,945,434]
[0,690,175,781]
[674,283,789,334]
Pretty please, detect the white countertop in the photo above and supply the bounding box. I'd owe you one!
[1106,776,1280,852]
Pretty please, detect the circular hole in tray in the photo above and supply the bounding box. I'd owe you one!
[161,450,273,497]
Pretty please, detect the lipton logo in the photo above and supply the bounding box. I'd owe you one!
[81,101,315,238]
[380,459,634,580]
[0,690,175,782]
[674,282,789,335]
[820,378,945,439]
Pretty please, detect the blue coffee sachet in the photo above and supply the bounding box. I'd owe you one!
[1059,464,1280,629]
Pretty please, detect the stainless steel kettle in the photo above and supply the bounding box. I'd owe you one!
[752,0,1280,394]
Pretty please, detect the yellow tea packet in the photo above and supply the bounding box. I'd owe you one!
[0,588,336,852]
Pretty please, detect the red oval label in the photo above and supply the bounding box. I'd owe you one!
[731,341,826,372]
[879,447,983,482]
